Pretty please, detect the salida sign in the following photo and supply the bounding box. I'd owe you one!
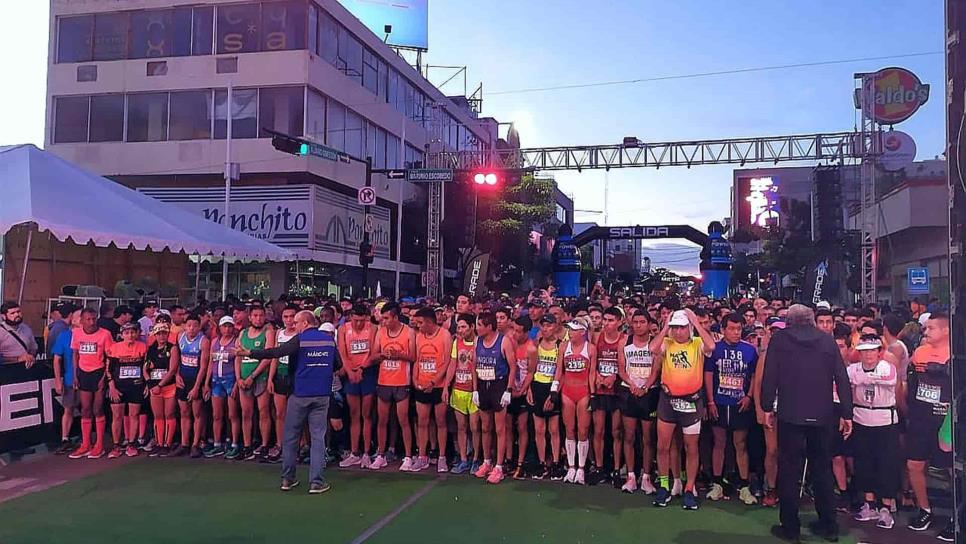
[855,67,930,125]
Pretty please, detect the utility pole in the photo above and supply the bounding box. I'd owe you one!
[222,83,236,302]
[362,157,373,298]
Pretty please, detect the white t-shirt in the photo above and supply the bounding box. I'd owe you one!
[847,360,898,427]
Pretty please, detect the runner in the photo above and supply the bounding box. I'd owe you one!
[555,316,596,485]
[106,323,147,458]
[830,323,857,511]
[412,306,453,472]
[237,305,276,460]
[171,314,210,458]
[472,311,516,484]
[144,321,178,456]
[51,308,82,454]
[752,322,780,507]
[338,304,377,469]
[529,314,564,480]
[446,313,481,474]
[592,307,625,486]
[267,304,299,463]
[506,315,537,479]
[368,302,416,471]
[69,308,114,459]
[618,309,659,494]
[204,316,242,459]
[704,313,758,505]
[495,306,512,336]
[649,309,715,510]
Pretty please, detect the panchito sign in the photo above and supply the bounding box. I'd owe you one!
[854,67,930,125]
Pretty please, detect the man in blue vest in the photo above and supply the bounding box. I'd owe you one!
[238,310,341,494]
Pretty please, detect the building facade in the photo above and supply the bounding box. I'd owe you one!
[45,0,497,299]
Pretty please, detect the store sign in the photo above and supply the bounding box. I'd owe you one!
[878,130,917,172]
[855,67,930,125]
[0,362,60,453]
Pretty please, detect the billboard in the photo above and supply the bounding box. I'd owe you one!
[340,0,429,50]
[734,176,780,230]
[854,67,930,125]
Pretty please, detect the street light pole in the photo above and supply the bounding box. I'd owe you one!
[222,83,233,302]
[363,156,373,298]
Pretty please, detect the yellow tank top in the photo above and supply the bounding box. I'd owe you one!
[534,342,559,383]
[661,337,705,396]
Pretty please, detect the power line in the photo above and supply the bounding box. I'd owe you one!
[488,51,942,96]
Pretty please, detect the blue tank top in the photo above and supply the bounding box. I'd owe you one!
[178,332,203,379]
[475,333,509,381]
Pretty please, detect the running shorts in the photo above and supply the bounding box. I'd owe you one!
[344,368,377,397]
[529,381,560,418]
[712,404,754,431]
[590,394,620,413]
[657,391,705,434]
[272,374,292,396]
[177,374,200,402]
[478,376,509,413]
[77,368,105,392]
[450,388,478,415]
[413,387,443,405]
[619,387,658,420]
[211,375,235,398]
[507,394,530,416]
[376,385,410,403]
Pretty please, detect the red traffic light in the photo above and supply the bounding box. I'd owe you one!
[472,171,500,187]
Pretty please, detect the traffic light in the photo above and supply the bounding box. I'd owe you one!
[359,240,374,266]
[272,134,303,155]
[472,170,500,187]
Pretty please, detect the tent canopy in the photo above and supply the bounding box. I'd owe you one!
[0,144,291,260]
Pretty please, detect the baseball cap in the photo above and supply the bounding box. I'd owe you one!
[918,312,932,327]
[55,302,77,316]
[564,317,589,331]
[741,326,757,340]
[150,322,169,335]
[856,337,883,351]
[120,322,139,332]
[318,322,336,333]
[158,308,171,317]
[539,314,557,325]
[218,316,235,327]
[144,300,159,308]
[668,310,690,327]
[816,301,831,310]
[766,317,786,330]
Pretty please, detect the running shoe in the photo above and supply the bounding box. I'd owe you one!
[204,444,226,458]
[224,445,241,460]
[87,445,105,459]
[309,482,331,495]
[474,461,493,479]
[550,464,567,481]
[399,456,414,472]
[907,508,933,531]
[738,486,758,505]
[574,468,586,485]
[486,465,505,484]
[706,483,725,501]
[512,464,527,480]
[853,502,879,522]
[682,490,700,511]
[427,449,439,463]
[437,457,449,473]
[247,446,263,461]
[125,445,139,458]
[137,438,152,452]
[413,456,430,472]
[653,487,672,508]
[68,444,91,459]
[167,444,187,458]
[150,446,168,458]
[107,446,123,459]
[563,466,577,484]
[875,508,894,529]
[937,521,955,542]
[671,479,683,497]
[54,440,74,455]
[639,474,658,495]
[369,455,388,470]
[612,470,623,489]
[451,460,472,475]
[470,460,481,475]
[531,464,549,480]
[762,489,779,508]
[339,453,363,468]
[385,449,398,463]
[280,479,300,491]
[359,454,371,469]
[621,473,637,494]
[190,445,202,459]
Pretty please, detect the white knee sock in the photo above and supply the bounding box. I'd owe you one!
[565,439,576,467]
[577,440,589,468]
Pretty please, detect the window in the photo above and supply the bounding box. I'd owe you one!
[339,31,363,84]
[127,93,168,142]
[53,96,90,143]
[57,16,93,63]
[404,82,415,119]
[93,13,129,61]
[362,49,378,95]
[377,59,388,102]
[345,109,364,159]
[306,90,325,142]
[387,70,400,111]
[192,7,214,56]
[325,99,345,151]
[214,88,258,139]
[374,127,386,169]
[169,90,212,140]
[308,3,318,56]
[366,122,376,160]
[319,11,339,65]
[217,3,260,54]
[259,87,304,138]
[129,9,191,59]
[386,133,400,169]
[262,1,305,51]
[88,95,124,142]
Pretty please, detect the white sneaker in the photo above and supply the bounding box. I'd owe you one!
[671,479,683,497]
[360,454,371,469]
[875,507,894,529]
[413,456,429,471]
[706,483,724,501]
[621,473,637,494]
[339,453,362,468]
[437,457,449,473]
[640,474,658,495]
[574,468,586,485]
[564,467,577,483]
[400,456,414,472]
[853,502,879,522]
[369,454,388,470]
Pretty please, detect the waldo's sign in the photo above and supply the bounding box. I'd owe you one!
[855,67,930,125]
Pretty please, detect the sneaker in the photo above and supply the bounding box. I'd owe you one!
[68,444,91,459]
[167,445,187,458]
[653,487,672,508]
[474,461,493,479]
[451,460,472,475]
[140,439,155,453]
[612,470,623,489]
[266,446,282,464]
[190,445,202,459]
[706,483,725,501]
[531,464,549,480]
[428,449,439,463]
[359,454,371,469]
[907,508,933,531]
[150,445,168,458]
[671,479,683,497]
[574,468,586,485]
[682,490,699,510]
[224,445,241,460]
[385,449,398,463]
[87,445,105,459]
[412,456,430,472]
[487,465,505,484]
[853,502,879,522]
[399,456,414,472]
[512,465,527,480]
[937,521,955,542]
[640,474,658,495]
[125,445,139,458]
[762,489,779,508]
[739,486,758,505]
[107,446,123,459]
[563,467,577,484]
[309,482,331,494]
[369,455,388,470]
[204,444,226,458]
[54,440,74,455]
[437,457,449,473]
[339,453,362,468]
[875,508,894,529]
[771,525,802,543]
[247,446,263,461]
[585,466,600,486]
[621,473,637,494]
[550,464,567,481]
[280,479,300,491]
[470,460,482,475]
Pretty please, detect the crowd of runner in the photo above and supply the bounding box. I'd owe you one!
[40,290,952,540]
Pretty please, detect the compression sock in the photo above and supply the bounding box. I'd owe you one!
[94,416,107,448]
[577,440,589,468]
[165,419,177,447]
[565,439,576,467]
[154,420,165,445]
[80,418,92,448]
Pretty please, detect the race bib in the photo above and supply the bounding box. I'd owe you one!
[598,362,618,376]
[477,365,496,381]
[719,374,744,391]
[119,366,141,379]
[565,359,585,372]
[79,341,98,355]
[382,359,401,371]
[419,360,437,374]
[455,370,473,384]
[628,364,651,382]
[181,355,199,368]
[149,368,166,381]
[670,398,697,413]
[536,361,556,376]
[863,386,875,404]
[916,383,941,404]
[350,340,369,354]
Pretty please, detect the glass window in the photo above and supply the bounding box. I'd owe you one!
[326,99,345,151]
[171,8,193,57]
[262,1,305,51]
[192,6,214,56]
[127,93,169,142]
[414,91,424,123]
[213,88,258,139]
[345,109,364,159]
[363,49,378,95]
[404,82,415,119]
[339,31,362,84]
[308,3,318,55]
[88,95,124,142]
[93,13,129,61]
[365,122,376,160]
[386,133,400,169]
[388,70,400,111]
[57,16,93,63]
[169,90,212,140]
[130,9,191,59]
[377,59,388,102]
[53,96,90,143]
[319,11,339,66]
[259,87,304,138]
[306,89,325,142]
[217,3,260,54]
[374,127,386,169]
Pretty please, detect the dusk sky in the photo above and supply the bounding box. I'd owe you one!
[0,1,945,273]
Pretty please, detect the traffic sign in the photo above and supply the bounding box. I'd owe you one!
[408,169,454,183]
[299,141,349,163]
[386,170,407,180]
[907,267,930,295]
[357,187,376,206]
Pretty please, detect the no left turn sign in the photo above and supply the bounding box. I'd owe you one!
[357,187,376,206]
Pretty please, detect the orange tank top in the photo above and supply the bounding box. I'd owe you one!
[414,329,448,388]
[377,325,411,386]
[343,324,373,370]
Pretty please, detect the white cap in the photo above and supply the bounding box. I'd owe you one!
[856,337,883,351]
[668,310,690,327]
[318,322,336,333]
[918,312,932,327]
[816,301,831,310]
[218,316,235,327]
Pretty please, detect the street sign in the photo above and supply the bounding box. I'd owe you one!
[300,141,349,163]
[357,187,376,206]
[408,168,454,183]
[907,267,930,295]
[364,214,374,233]
[386,170,407,180]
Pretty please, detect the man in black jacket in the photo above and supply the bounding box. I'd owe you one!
[761,304,853,543]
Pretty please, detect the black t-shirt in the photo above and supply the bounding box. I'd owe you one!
[98,318,121,341]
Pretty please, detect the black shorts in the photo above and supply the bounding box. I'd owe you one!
[712,404,754,431]
[111,382,144,405]
[619,387,658,420]
[906,413,946,463]
[657,391,705,433]
[508,395,530,416]
[273,374,292,396]
[376,385,410,403]
[529,381,560,418]
[852,423,901,498]
[831,402,853,457]
[176,374,199,402]
[329,391,345,420]
[77,368,105,392]
[413,387,443,405]
[478,376,509,413]
[590,394,620,413]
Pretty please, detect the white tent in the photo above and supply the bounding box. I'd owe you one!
[0,144,292,300]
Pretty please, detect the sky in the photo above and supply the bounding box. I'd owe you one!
[0,1,946,274]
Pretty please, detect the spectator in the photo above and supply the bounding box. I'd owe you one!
[101,306,134,341]
[139,300,159,342]
[96,301,116,332]
[0,301,38,366]
[47,302,76,353]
